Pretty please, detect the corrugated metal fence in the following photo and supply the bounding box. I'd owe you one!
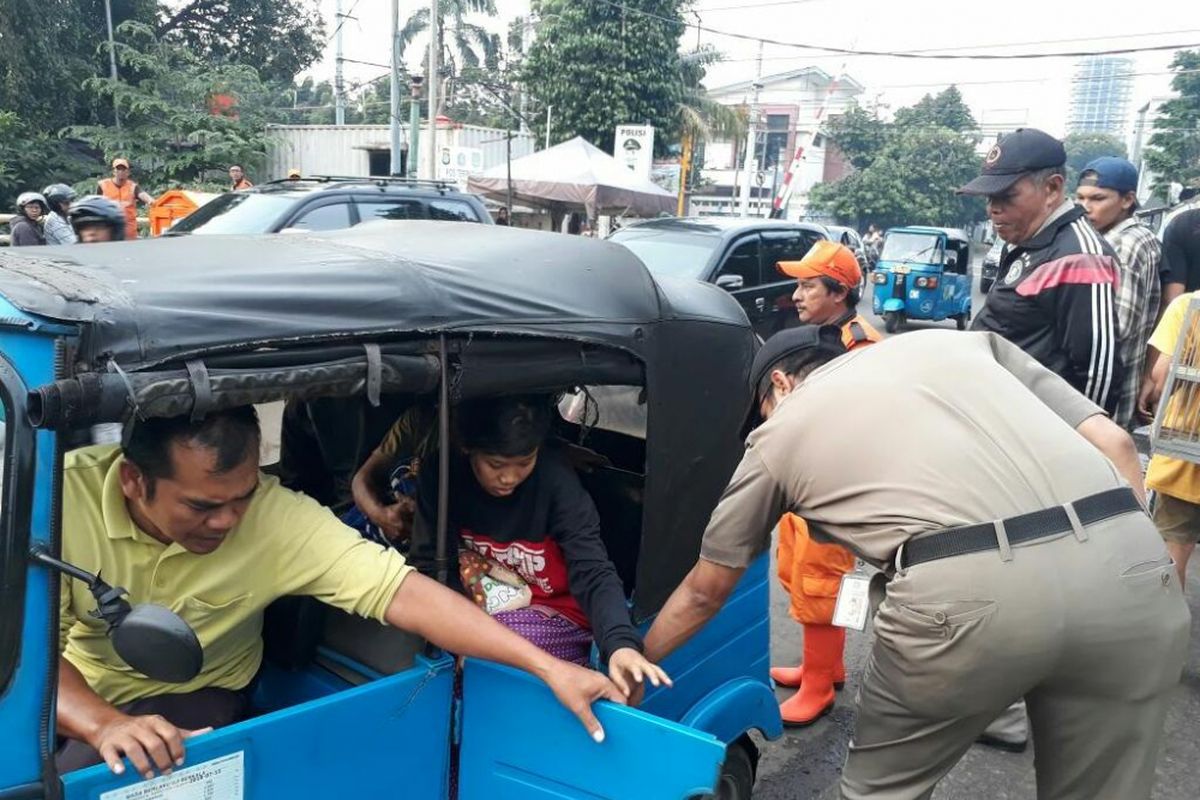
[265,124,535,183]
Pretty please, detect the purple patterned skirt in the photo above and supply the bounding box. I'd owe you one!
[493,606,594,665]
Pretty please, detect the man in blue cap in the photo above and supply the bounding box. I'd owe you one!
[1076,157,1161,428]
[962,128,1124,418]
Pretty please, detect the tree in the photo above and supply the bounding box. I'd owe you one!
[892,86,976,134]
[0,0,144,133]
[66,23,275,191]
[811,90,983,229]
[1144,50,1200,194]
[678,45,744,144]
[823,103,889,170]
[521,0,686,152]
[810,127,980,229]
[156,0,325,84]
[0,111,98,205]
[399,0,502,86]
[1063,132,1128,188]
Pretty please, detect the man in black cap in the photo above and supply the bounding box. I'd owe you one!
[644,325,1188,800]
[963,128,1124,417]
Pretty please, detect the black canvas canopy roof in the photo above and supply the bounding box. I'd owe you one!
[0,221,756,617]
[0,221,684,370]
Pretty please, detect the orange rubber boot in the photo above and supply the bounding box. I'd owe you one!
[769,635,846,690]
[778,624,844,726]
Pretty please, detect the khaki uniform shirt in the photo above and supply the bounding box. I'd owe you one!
[61,445,413,705]
[701,330,1123,569]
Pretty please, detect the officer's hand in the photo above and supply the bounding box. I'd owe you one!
[90,713,210,779]
[607,647,673,699]
[542,660,626,743]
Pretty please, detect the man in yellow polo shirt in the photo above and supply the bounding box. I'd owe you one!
[1140,291,1200,589]
[56,407,626,781]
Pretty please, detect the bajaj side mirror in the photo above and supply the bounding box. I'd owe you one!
[716,274,745,292]
[30,546,203,683]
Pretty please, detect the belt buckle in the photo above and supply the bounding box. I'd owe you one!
[894,541,908,572]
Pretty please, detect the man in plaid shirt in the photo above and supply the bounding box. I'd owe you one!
[1076,157,1162,428]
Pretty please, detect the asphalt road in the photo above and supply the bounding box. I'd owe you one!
[749,273,1200,798]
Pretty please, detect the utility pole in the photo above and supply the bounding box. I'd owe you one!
[506,127,514,215]
[677,132,692,217]
[408,77,423,178]
[335,0,346,125]
[425,0,440,180]
[545,105,552,150]
[103,0,121,133]
[738,39,764,217]
[389,0,403,175]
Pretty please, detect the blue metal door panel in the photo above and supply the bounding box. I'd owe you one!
[458,659,724,800]
[0,316,65,792]
[639,554,782,742]
[62,656,455,800]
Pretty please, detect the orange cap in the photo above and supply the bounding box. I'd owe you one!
[112,157,130,169]
[778,240,861,288]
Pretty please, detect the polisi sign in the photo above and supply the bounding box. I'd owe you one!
[614,125,654,179]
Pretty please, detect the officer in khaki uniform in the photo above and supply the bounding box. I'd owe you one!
[645,326,1190,800]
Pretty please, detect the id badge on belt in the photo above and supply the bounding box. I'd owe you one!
[832,571,872,631]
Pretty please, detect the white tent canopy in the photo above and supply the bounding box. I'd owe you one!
[467,136,675,219]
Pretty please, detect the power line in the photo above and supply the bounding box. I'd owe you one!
[340,57,392,69]
[588,0,1200,60]
[327,0,362,44]
[709,68,1200,98]
[695,0,826,11]
[699,19,1198,56]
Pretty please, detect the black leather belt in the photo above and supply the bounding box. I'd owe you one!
[899,488,1143,570]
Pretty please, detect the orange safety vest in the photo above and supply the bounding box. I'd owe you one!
[776,312,880,625]
[232,179,254,191]
[99,178,140,240]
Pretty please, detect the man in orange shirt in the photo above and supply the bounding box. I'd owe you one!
[98,158,154,240]
[229,165,254,191]
[770,241,880,725]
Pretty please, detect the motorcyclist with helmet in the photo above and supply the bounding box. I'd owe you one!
[9,191,49,246]
[42,184,79,245]
[68,195,126,243]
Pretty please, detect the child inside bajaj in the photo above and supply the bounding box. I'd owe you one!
[410,394,669,695]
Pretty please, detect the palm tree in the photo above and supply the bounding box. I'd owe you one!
[677,45,744,144]
[399,0,502,83]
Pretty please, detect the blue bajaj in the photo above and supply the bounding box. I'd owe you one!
[0,222,780,800]
[871,226,973,333]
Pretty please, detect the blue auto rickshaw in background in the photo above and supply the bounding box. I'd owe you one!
[871,226,973,333]
[0,222,780,800]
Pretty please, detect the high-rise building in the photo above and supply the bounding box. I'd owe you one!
[1068,57,1135,136]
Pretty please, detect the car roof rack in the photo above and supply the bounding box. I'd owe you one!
[265,175,458,193]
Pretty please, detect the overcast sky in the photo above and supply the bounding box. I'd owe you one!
[312,0,1200,143]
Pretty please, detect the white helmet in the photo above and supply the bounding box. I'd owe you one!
[16,191,49,214]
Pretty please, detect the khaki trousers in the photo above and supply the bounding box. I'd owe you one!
[840,512,1190,800]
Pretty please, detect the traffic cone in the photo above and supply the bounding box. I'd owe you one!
[778,624,844,726]
[769,627,846,689]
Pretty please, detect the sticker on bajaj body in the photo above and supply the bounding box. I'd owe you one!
[100,752,244,800]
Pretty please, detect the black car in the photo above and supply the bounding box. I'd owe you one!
[980,238,1004,294]
[608,217,828,338]
[166,176,494,236]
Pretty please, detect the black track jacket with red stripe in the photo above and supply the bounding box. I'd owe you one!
[971,203,1123,415]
